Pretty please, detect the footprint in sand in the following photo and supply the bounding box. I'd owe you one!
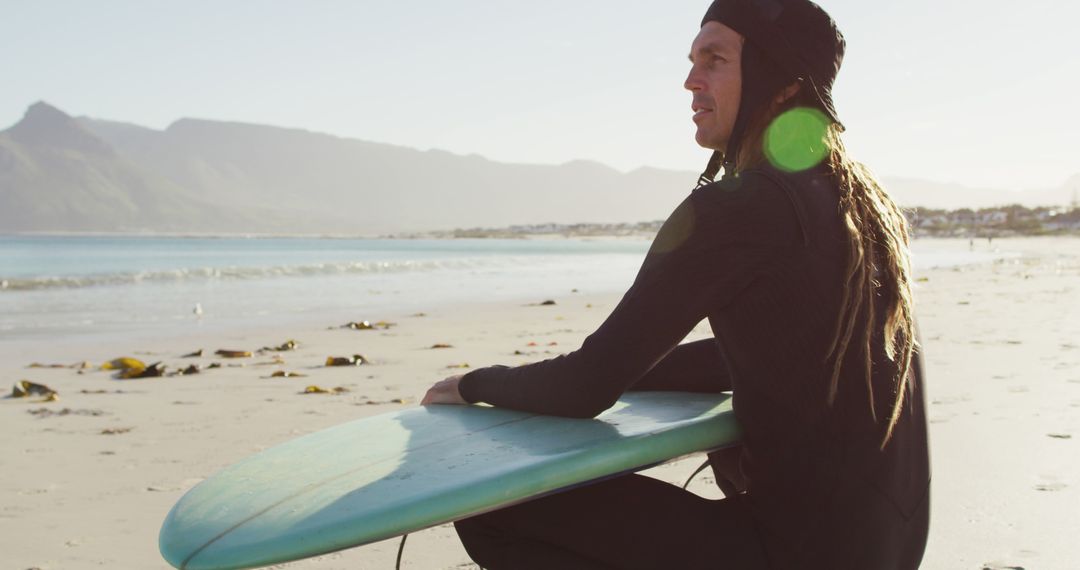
[1034,482,1067,492]
[931,395,971,405]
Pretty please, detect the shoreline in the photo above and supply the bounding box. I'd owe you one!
[0,236,1045,332]
[5,230,1079,241]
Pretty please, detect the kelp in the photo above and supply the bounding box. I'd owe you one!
[101,357,146,371]
[356,397,412,405]
[341,321,396,331]
[172,364,201,376]
[343,321,375,330]
[302,385,349,394]
[11,380,58,400]
[215,349,253,358]
[117,362,166,379]
[325,354,370,366]
[260,340,298,352]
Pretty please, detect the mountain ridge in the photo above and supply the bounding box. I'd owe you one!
[1,102,1074,235]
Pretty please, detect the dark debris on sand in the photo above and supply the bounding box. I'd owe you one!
[340,321,396,331]
[259,340,299,352]
[10,380,58,400]
[215,349,253,358]
[325,354,370,366]
[301,385,350,395]
[270,370,308,378]
[28,407,106,417]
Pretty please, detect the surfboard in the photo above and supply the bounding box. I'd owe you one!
[159,391,740,570]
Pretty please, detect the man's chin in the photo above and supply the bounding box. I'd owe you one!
[694,129,725,151]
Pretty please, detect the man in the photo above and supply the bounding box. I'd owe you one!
[425,2,930,568]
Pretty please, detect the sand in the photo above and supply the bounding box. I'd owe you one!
[1,236,1077,569]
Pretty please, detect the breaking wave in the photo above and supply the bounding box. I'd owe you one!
[0,257,507,292]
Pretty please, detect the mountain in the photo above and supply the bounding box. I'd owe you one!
[879,176,1075,211]
[1,102,699,235]
[1,102,1074,235]
[75,115,698,234]
[0,102,241,233]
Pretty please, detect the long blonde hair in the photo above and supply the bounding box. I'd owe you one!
[736,94,919,448]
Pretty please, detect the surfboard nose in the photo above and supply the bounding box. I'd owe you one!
[159,503,196,569]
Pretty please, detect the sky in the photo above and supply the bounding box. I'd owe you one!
[1,0,1077,190]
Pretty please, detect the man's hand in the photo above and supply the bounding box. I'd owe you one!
[421,374,467,406]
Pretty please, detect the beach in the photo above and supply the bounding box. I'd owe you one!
[1,236,1078,569]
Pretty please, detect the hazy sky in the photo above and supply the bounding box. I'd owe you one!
[2,0,1077,190]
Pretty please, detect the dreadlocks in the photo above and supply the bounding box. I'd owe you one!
[821,125,918,448]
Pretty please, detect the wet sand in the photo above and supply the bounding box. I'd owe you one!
[1,236,1077,569]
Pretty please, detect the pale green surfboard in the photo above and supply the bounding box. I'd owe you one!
[159,391,741,570]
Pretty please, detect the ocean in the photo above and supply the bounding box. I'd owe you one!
[0,235,1014,342]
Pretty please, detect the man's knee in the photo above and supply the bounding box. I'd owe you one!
[454,515,499,568]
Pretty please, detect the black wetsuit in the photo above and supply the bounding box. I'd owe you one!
[456,164,931,570]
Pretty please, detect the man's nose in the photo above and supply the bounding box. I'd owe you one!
[684,66,702,92]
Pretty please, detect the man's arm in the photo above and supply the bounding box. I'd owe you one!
[441,173,800,417]
[628,338,732,393]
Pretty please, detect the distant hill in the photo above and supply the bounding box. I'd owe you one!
[0,101,1074,235]
[880,176,1074,211]
[1,103,225,233]
[0,103,308,233]
[2,102,699,235]
[79,115,697,234]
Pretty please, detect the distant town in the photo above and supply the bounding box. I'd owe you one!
[406,203,1080,239]
[907,203,1080,237]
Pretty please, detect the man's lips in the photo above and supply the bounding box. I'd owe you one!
[692,107,712,121]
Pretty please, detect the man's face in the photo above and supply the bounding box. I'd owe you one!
[685,22,744,150]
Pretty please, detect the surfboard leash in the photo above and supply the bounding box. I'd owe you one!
[682,459,712,490]
[396,533,485,570]
[395,534,407,570]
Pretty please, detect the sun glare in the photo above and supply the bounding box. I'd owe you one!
[764,107,829,172]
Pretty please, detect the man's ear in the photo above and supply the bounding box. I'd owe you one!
[775,81,801,105]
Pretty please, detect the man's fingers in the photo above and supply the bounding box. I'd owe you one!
[421,386,440,406]
[421,384,448,406]
[421,375,466,406]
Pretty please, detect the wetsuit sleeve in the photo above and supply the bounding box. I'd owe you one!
[458,174,800,418]
[628,338,732,393]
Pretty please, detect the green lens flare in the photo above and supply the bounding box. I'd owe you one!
[763,107,830,172]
